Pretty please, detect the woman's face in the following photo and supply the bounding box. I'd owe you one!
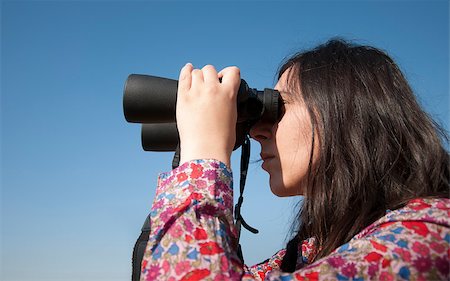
[249,69,318,197]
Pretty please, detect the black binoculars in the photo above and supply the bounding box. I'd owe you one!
[123,74,281,151]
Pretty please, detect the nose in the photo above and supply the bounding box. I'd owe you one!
[249,120,273,142]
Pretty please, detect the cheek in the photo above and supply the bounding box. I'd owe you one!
[274,114,313,196]
[278,113,313,164]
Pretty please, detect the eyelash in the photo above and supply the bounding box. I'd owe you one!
[277,98,286,121]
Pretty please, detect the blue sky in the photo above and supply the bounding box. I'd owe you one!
[1,1,448,280]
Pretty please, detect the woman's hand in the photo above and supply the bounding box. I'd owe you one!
[176,63,241,168]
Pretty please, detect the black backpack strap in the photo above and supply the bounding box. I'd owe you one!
[132,214,151,281]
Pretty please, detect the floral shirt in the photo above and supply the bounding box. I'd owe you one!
[141,159,450,280]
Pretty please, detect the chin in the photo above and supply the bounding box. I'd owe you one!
[269,181,293,197]
[269,177,304,197]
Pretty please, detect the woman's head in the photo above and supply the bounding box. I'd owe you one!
[277,38,448,200]
[251,38,449,270]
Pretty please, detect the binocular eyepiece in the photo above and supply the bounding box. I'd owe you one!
[123,74,281,151]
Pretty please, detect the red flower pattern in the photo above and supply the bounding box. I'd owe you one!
[190,163,204,179]
[193,227,208,240]
[177,172,188,182]
[199,241,224,255]
[412,241,430,256]
[180,269,211,281]
[370,240,388,252]
[402,221,430,237]
[364,252,383,263]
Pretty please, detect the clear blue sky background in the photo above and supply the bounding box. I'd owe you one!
[1,1,448,280]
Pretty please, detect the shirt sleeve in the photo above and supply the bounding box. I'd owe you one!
[140,159,243,280]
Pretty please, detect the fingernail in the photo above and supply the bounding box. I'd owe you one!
[186,62,193,67]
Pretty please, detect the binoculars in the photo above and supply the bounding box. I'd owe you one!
[123,74,281,151]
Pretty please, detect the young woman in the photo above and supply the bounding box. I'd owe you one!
[140,39,449,280]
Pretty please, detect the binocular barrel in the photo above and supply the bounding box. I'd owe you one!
[123,74,280,151]
[124,75,178,123]
[141,123,178,151]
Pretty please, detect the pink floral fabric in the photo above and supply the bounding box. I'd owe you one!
[141,159,450,280]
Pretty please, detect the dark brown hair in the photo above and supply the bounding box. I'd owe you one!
[279,39,449,272]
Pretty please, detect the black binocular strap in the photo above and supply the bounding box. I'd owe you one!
[235,135,259,263]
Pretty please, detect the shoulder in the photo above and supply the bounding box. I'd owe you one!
[299,197,450,280]
[356,197,450,239]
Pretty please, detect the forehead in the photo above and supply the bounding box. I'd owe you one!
[275,67,299,100]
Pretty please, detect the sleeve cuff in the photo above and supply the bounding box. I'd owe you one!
[155,158,234,208]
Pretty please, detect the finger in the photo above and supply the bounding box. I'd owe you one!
[218,66,241,92]
[202,65,219,84]
[178,63,193,93]
[191,68,204,87]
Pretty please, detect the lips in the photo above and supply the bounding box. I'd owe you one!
[260,154,274,171]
